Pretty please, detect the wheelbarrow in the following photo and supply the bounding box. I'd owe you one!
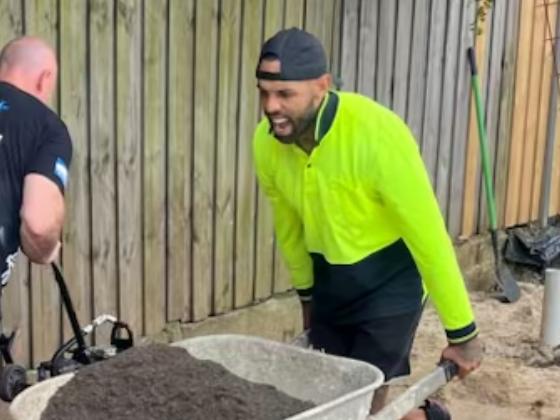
[10,334,385,420]
[9,333,456,420]
[0,263,133,402]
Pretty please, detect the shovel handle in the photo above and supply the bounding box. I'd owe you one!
[467,47,478,76]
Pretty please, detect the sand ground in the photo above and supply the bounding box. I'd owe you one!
[389,282,560,420]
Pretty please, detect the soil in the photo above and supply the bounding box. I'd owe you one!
[40,343,314,420]
[389,282,560,420]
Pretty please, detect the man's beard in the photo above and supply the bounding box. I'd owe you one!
[267,104,318,144]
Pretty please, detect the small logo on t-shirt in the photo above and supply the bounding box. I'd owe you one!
[0,100,9,112]
[54,157,69,188]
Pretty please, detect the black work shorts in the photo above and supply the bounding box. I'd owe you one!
[309,307,423,381]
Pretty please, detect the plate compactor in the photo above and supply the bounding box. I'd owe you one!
[0,263,133,401]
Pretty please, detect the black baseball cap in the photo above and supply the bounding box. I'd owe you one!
[256,28,327,81]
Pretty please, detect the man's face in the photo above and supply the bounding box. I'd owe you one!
[257,59,326,143]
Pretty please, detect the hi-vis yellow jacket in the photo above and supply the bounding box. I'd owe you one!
[253,91,477,344]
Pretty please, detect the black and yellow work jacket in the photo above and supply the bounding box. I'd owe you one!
[253,91,477,344]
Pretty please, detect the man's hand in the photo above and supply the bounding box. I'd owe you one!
[301,300,311,330]
[441,336,483,379]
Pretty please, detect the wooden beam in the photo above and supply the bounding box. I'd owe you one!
[167,0,195,322]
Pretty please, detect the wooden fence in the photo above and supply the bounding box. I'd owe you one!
[0,0,559,368]
[338,0,560,237]
[0,0,340,368]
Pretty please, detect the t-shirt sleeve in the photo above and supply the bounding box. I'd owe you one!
[26,115,73,194]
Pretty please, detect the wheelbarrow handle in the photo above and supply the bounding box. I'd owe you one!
[440,359,459,381]
[368,360,459,420]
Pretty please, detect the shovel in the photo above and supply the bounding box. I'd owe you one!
[467,47,520,303]
[368,360,458,420]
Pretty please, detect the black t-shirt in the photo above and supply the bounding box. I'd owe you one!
[0,82,72,285]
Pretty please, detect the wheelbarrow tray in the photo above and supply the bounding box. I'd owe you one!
[10,334,384,420]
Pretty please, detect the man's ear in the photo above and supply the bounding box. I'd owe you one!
[36,69,52,97]
[318,73,332,93]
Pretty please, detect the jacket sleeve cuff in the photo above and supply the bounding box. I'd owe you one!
[296,287,313,302]
[446,321,478,344]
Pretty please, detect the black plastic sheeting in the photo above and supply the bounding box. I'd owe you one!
[505,221,560,269]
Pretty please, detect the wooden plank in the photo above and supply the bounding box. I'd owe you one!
[60,0,91,345]
[24,0,62,368]
[305,0,334,60]
[116,0,143,335]
[550,1,560,216]
[167,0,194,322]
[406,0,430,141]
[319,0,336,69]
[356,0,377,98]
[329,0,343,80]
[461,9,491,237]
[0,0,30,368]
[254,0,283,302]
[89,0,118,344]
[143,0,167,334]
[552,99,560,215]
[495,0,522,228]
[214,0,241,313]
[273,243,291,294]
[505,0,536,226]
[531,1,557,220]
[392,0,413,119]
[448,0,477,237]
[476,0,508,231]
[339,0,359,91]
[518,0,547,223]
[421,0,447,185]
[553,104,560,214]
[435,0,461,218]
[0,0,22,45]
[376,0,396,108]
[273,0,305,295]
[284,0,304,28]
[551,14,560,217]
[192,0,218,320]
[235,0,263,307]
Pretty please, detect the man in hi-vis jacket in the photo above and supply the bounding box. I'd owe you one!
[252,28,482,420]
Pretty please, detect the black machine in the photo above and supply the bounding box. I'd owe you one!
[0,263,133,401]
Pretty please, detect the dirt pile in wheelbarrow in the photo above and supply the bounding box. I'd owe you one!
[41,343,314,420]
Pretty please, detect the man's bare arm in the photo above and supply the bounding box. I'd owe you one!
[19,173,64,264]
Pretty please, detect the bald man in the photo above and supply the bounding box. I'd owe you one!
[0,36,72,285]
